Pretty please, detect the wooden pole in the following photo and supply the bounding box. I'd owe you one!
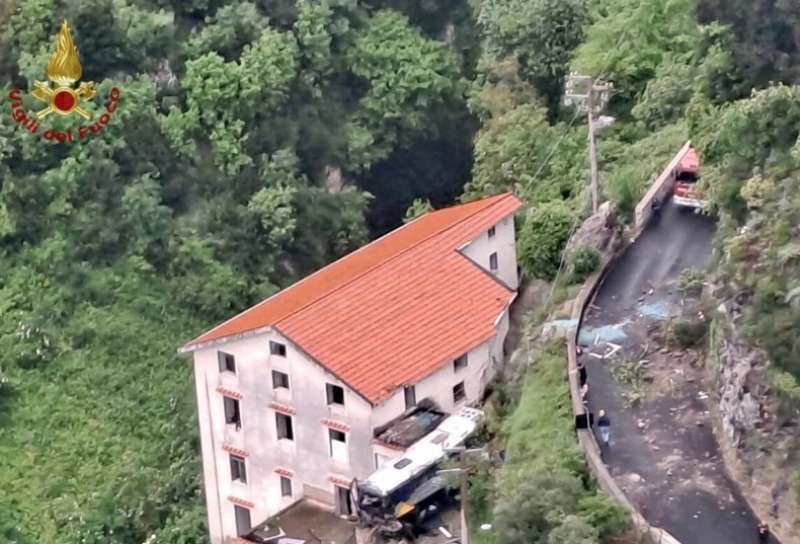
[587,87,599,214]
[460,454,469,544]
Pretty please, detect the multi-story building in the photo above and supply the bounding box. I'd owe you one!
[179,192,523,543]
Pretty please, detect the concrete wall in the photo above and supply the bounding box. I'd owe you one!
[460,214,518,290]
[633,141,692,233]
[193,330,374,543]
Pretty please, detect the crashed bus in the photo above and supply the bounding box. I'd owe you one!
[350,406,483,538]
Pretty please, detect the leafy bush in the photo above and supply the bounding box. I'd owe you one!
[746,306,800,379]
[672,318,708,347]
[577,495,630,540]
[547,515,599,544]
[403,198,433,223]
[518,201,576,280]
[677,268,705,296]
[599,122,689,221]
[466,459,496,531]
[610,359,651,406]
[494,472,586,544]
[769,369,800,425]
[605,165,642,221]
[771,370,800,402]
[569,246,600,284]
[632,60,696,129]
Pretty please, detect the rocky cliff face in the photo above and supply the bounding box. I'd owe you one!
[708,300,800,541]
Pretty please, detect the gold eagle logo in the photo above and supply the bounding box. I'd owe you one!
[31,20,96,120]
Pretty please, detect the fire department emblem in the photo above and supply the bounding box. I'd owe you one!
[32,20,96,120]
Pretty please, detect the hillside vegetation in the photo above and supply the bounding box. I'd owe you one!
[1,0,799,542]
[463,0,800,542]
[0,1,478,542]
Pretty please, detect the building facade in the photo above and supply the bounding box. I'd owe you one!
[180,193,523,543]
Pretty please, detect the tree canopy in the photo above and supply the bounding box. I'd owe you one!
[2,0,800,541]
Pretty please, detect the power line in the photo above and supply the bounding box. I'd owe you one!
[518,107,583,194]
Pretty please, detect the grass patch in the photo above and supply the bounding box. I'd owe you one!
[471,342,628,544]
[504,343,585,474]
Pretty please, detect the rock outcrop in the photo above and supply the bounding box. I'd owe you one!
[708,301,799,541]
[565,201,620,256]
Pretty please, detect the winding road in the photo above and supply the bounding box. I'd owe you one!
[578,200,779,544]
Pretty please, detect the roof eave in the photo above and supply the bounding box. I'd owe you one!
[178,325,274,354]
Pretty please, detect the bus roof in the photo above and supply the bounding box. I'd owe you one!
[361,407,483,497]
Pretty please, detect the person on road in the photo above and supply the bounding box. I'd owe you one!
[597,410,611,446]
[581,383,589,407]
[651,197,662,219]
[757,522,770,544]
[577,359,587,387]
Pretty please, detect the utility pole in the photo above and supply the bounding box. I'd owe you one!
[440,447,485,544]
[564,74,613,213]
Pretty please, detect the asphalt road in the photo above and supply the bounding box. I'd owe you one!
[578,201,780,544]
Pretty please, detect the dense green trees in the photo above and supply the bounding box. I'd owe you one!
[690,85,800,382]
[476,0,588,115]
[2,0,800,541]
[696,0,800,97]
[0,1,478,541]
[471,0,800,540]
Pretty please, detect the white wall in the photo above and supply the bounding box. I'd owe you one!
[371,335,494,428]
[192,329,374,543]
[459,214,518,291]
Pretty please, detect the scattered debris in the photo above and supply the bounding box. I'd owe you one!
[605,343,622,359]
[639,300,673,319]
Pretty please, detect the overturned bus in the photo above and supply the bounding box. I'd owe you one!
[350,406,483,537]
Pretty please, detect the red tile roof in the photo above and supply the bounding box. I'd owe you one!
[183,192,523,403]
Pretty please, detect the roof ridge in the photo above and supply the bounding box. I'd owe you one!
[274,192,516,325]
